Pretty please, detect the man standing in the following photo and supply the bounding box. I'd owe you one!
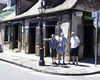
[58,33,68,65]
[44,34,58,65]
[70,32,80,66]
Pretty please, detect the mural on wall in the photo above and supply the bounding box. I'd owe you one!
[61,22,70,38]
[55,14,70,41]
[55,22,70,39]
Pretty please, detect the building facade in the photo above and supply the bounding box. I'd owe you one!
[0,0,100,60]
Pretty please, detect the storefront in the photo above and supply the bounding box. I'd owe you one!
[0,0,100,59]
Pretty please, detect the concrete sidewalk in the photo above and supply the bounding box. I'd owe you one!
[0,46,100,75]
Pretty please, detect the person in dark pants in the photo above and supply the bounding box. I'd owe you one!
[44,34,58,65]
[70,32,80,66]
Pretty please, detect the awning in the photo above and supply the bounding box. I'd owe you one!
[0,0,77,23]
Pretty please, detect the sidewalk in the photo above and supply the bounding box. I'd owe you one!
[0,46,100,75]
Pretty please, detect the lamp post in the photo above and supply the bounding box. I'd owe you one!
[38,0,45,66]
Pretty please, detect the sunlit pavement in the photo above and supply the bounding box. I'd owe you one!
[0,45,100,75]
[0,61,100,80]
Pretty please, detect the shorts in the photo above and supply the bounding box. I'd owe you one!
[71,46,79,56]
[50,49,57,57]
[58,47,66,54]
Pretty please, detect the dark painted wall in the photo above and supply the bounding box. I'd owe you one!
[73,0,100,11]
[11,0,15,6]
[45,0,65,8]
[15,0,38,15]
[0,3,6,10]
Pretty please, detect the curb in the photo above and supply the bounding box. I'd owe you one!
[0,58,100,76]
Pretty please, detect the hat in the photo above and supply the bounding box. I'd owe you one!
[71,32,75,35]
[61,33,64,36]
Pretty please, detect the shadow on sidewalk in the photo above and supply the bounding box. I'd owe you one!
[80,57,100,64]
[45,62,90,68]
[69,63,90,67]
[45,63,71,68]
[45,64,51,66]
[77,64,90,67]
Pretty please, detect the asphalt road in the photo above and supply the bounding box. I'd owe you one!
[0,61,100,80]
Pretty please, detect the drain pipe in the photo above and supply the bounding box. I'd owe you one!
[95,11,99,67]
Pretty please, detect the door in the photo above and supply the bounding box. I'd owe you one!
[4,25,8,42]
[29,28,36,53]
[13,24,19,48]
[84,20,95,58]
[45,27,55,56]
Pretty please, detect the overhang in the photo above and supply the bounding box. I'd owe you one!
[1,0,100,23]
[0,0,77,23]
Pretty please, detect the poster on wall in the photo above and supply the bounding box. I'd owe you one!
[61,22,70,38]
[55,22,70,40]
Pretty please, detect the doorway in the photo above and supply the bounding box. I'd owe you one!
[4,25,9,42]
[45,26,55,56]
[13,24,18,48]
[84,20,95,58]
[29,25,36,54]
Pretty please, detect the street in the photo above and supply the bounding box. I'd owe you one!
[0,61,100,80]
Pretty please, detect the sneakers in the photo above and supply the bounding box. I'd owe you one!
[57,62,61,65]
[54,62,57,65]
[57,61,61,65]
[72,62,79,66]
[72,62,75,65]
[63,61,66,65]
[57,61,66,65]
[52,62,57,65]
[76,63,79,66]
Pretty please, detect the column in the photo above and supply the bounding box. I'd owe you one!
[24,20,29,53]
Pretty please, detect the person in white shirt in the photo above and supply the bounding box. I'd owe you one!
[70,32,80,66]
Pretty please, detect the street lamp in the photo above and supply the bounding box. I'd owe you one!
[38,0,45,66]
